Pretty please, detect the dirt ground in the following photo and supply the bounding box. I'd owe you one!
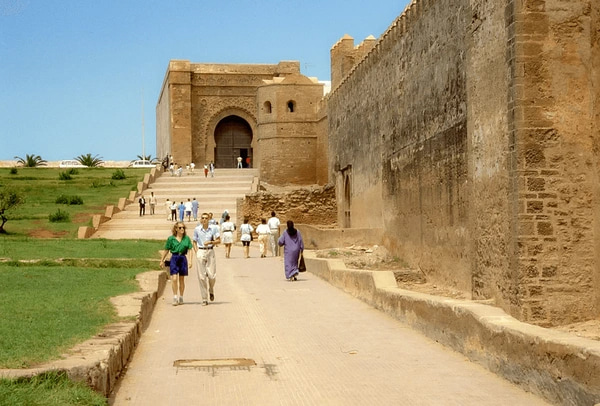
[315,245,600,341]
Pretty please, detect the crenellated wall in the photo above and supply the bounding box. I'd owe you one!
[330,0,471,290]
[328,0,600,326]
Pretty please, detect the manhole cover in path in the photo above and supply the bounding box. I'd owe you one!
[174,358,256,369]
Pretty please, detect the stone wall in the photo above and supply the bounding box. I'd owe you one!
[329,0,472,292]
[328,0,600,326]
[508,0,600,325]
[468,0,516,319]
[256,75,324,185]
[156,75,171,160]
[237,184,337,230]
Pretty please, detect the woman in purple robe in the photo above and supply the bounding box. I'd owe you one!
[278,220,304,281]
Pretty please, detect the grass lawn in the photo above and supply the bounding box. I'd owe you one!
[0,371,107,405]
[0,167,151,238]
[0,167,162,403]
[0,263,145,368]
[0,238,161,368]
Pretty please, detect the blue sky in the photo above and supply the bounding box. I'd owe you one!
[1,0,409,161]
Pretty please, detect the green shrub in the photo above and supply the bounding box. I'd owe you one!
[48,209,70,223]
[68,195,83,205]
[55,195,69,204]
[66,168,79,175]
[111,169,126,180]
[55,195,83,205]
[9,167,17,175]
[58,172,72,181]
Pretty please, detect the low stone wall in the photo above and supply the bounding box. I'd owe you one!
[0,270,167,396]
[304,252,600,406]
[237,184,337,229]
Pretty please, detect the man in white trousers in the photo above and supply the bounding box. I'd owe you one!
[267,211,281,257]
[193,213,221,305]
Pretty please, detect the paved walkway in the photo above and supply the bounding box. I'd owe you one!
[109,245,549,405]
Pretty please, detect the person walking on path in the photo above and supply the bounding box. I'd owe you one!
[237,156,243,168]
[204,164,209,178]
[138,195,146,216]
[256,218,271,258]
[170,201,177,222]
[193,213,221,305]
[209,161,215,177]
[178,201,185,222]
[220,213,235,258]
[191,197,199,221]
[149,192,157,215]
[220,210,228,225]
[160,222,193,305]
[278,220,304,281]
[267,211,281,256]
[165,198,172,221]
[240,217,254,258]
[184,199,193,222]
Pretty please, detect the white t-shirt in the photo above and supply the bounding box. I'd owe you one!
[267,217,280,230]
[256,224,271,235]
[240,223,254,242]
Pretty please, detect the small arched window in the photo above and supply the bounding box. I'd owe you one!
[287,100,296,113]
[264,101,272,114]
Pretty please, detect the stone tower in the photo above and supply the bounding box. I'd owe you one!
[256,73,325,185]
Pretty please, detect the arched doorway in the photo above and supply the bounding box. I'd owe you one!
[344,173,351,228]
[214,116,253,168]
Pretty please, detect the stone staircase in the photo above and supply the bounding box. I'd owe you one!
[91,168,258,240]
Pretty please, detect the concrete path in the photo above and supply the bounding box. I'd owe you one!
[109,245,549,405]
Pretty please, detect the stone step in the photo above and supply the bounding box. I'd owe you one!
[92,169,255,239]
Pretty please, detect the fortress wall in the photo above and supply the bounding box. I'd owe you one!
[156,72,171,160]
[329,0,600,325]
[467,0,515,317]
[329,0,472,291]
[259,135,317,185]
[315,100,328,186]
[508,0,600,325]
[167,61,193,166]
[594,0,600,317]
[257,81,323,185]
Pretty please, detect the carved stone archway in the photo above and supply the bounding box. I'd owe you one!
[214,116,253,168]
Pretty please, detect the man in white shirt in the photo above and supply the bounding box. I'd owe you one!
[193,213,221,306]
[184,199,193,222]
[149,192,157,215]
[267,211,281,257]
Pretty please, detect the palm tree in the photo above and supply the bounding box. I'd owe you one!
[14,154,47,167]
[135,154,159,163]
[75,153,104,167]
